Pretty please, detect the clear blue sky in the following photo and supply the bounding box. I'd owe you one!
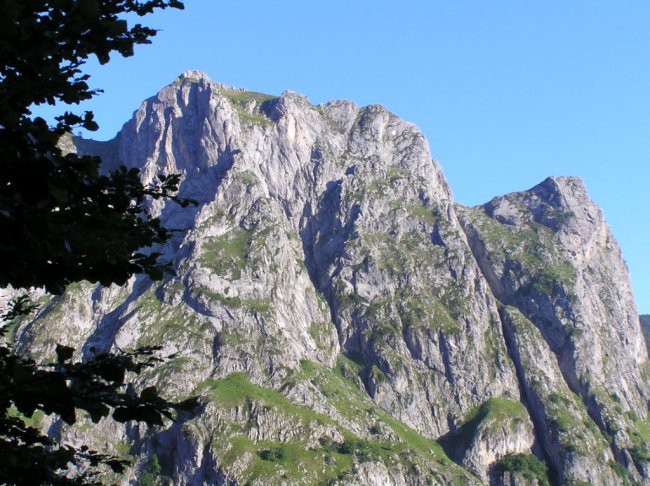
[41,1,650,312]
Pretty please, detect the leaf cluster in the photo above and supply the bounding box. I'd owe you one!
[0,340,198,484]
[0,147,197,293]
[1,0,184,127]
[0,414,128,485]
[0,1,204,484]
[0,0,190,295]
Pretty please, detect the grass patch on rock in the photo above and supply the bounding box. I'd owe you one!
[442,398,528,453]
[494,453,549,485]
[195,368,474,484]
[200,228,252,279]
[220,89,276,125]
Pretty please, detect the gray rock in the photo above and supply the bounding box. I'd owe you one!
[640,315,650,356]
[13,72,649,485]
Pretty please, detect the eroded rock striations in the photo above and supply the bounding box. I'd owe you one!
[11,71,649,485]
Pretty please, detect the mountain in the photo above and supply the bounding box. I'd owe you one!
[13,71,649,485]
[641,315,650,357]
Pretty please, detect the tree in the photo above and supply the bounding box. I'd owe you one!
[0,1,200,483]
[0,331,196,484]
[0,0,190,295]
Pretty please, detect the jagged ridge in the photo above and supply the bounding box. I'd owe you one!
[13,71,649,485]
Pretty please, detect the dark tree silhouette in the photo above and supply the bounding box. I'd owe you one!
[0,1,201,483]
[0,330,197,484]
[0,0,190,294]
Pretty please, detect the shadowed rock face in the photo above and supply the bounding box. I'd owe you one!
[13,71,649,485]
[641,315,650,356]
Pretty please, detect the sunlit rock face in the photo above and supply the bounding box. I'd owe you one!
[16,71,649,485]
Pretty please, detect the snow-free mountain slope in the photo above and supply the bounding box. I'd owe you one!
[17,71,649,485]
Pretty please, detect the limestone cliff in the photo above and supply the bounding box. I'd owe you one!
[12,71,649,485]
[641,315,650,356]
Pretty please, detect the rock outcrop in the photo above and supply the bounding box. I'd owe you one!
[641,315,650,356]
[12,71,650,485]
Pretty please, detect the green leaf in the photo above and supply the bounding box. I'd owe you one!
[55,345,74,364]
[76,0,99,18]
[140,386,159,401]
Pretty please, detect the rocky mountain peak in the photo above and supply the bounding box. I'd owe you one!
[482,175,597,232]
[177,69,212,81]
[15,74,650,485]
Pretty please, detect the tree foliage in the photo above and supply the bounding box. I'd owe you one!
[0,325,197,484]
[0,0,190,294]
[0,1,199,484]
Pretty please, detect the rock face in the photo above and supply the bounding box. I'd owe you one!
[641,315,650,356]
[458,178,649,484]
[13,71,650,485]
